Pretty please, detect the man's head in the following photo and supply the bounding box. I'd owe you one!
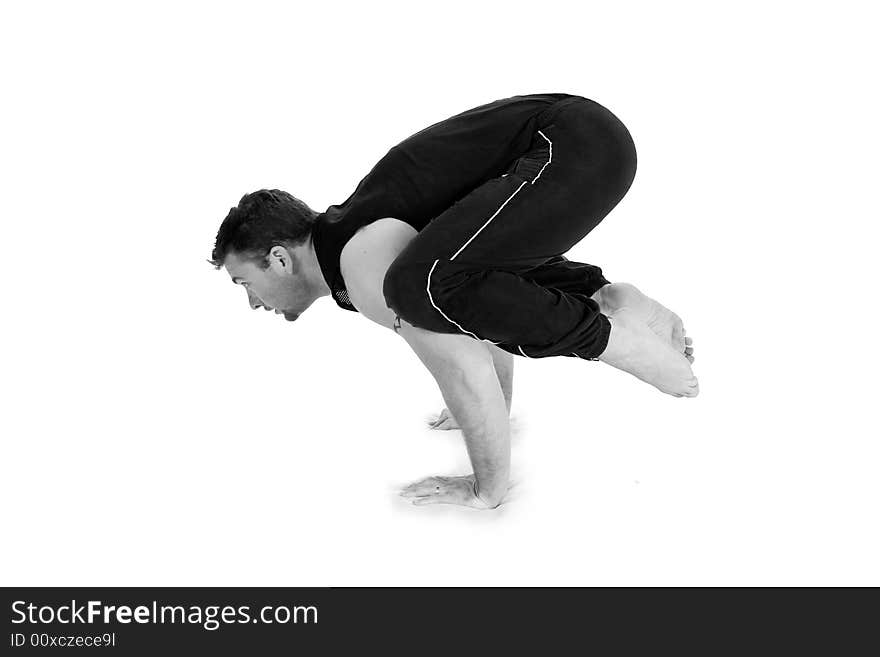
[210,189,326,321]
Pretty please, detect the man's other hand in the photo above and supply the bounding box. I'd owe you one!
[427,407,460,430]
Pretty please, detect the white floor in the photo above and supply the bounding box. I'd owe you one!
[4,277,876,586]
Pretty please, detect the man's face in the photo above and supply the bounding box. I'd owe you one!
[223,247,315,321]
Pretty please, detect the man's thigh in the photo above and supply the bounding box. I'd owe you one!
[392,99,636,273]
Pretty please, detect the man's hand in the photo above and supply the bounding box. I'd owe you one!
[399,474,501,509]
[428,407,459,430]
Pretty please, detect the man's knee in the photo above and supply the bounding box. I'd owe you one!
[383,259,434,327]
[385,258,481,334]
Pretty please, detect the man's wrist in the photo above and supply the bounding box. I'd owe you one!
[473,479,503,509]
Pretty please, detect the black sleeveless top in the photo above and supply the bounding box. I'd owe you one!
[312,92,577,312]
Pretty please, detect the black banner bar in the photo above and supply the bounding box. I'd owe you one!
[1,587,874,653]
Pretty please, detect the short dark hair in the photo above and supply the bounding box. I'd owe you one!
[209,189,319,269]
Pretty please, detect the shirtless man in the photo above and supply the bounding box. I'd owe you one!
[211,93,697,510]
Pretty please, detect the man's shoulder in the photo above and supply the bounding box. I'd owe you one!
[340,218,418,275]
[339,218,418,328]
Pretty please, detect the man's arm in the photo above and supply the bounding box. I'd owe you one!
[340,218,515,417]
[341,220,510,506]
[395,322,510,506]
[486,343,514,413]
[431,341,512,430]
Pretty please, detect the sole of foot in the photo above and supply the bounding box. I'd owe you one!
[595,282,692,361]
[599,308,699,397]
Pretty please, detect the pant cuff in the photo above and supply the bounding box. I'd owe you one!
[579,312,612,360]
[584,275,612,298]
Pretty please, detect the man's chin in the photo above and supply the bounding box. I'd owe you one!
[282,312,299,322]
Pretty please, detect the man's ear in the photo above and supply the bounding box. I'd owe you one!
[268,245,295,273]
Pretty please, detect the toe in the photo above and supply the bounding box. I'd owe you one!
[671,316,686,352]
[681,380,699,396]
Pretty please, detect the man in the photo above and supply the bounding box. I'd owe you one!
[210,93,697,510]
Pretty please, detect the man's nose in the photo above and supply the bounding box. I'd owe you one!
[246,290,264,310]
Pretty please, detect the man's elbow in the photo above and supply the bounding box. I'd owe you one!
[399,322,495,382]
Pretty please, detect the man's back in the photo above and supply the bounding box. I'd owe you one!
[312,93,578,314]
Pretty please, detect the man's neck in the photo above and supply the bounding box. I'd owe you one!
[303,237,331,298]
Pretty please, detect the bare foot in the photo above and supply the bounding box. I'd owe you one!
[593,282,692,361]
[599,308,699,397]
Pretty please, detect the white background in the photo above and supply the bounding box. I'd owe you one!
[2,1,877,586]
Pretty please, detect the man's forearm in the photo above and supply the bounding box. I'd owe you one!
[397,325,511,506]
[434,361,510,506]
[487,343,514,413]
[352,240,512,505]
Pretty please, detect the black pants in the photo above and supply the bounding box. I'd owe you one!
[383,96,637,359]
